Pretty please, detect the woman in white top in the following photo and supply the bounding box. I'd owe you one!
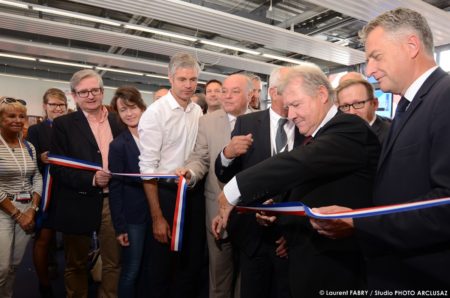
[0,96,43,298]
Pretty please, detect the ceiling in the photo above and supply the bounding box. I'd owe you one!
[0,0,449,92]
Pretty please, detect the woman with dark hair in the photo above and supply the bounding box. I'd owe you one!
[108,86,150,297]
[0,97,42,298]
[27,88,67,298]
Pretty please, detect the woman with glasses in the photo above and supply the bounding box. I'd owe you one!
[27,88,68,298]
[0,96,43,298]
[108,86,150,297]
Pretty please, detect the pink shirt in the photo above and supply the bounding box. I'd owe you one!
[85,106,113,171]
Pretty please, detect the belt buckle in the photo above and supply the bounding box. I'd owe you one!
[15,192,32,204]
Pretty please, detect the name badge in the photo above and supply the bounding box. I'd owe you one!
[16,192,31,202]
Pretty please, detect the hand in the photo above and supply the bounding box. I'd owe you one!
[255,199,277,227]
[275,236,288,258]
[212,191,234,239]
[152,215,171,244]
[95,170,112,188]
[40,151,49,164]
[17,210,35,233]
[223,134,253,159]
[309,205,354,239]
[116,233,129,246]
[175,168,192,185]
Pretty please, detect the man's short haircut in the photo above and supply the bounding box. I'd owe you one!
[269,67,283,89]
[110,85,146,117]
[335,79,375,104]
[359,7,434,56]
[70,69,103,92]
[205,79,222,90]
[278,63,335,102]
[168,52,201,77]
[43,88,67,104]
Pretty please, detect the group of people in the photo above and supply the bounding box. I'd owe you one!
[0,6,449,298]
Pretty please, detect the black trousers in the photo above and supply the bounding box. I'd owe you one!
[147,180,206,298]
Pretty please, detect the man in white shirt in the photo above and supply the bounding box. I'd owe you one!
[138,52,204,297]
[213,63,380,296]
[176,73,252,298]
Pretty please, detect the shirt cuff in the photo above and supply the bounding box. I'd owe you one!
[220,150,235,167]
[223,177,241,206]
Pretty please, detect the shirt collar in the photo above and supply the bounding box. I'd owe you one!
[166,90,197,112]
[403,66,438,102]
[82,105,108,123]
[311,104,338,137]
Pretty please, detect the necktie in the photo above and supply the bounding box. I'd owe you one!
[302,135,313,146]
[275,118,288,153]
[386,96,410,143]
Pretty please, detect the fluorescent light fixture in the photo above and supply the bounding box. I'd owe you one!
[262,53,303,64]
[0,52,35,61]
[39,59,94,68]
[0,0,29,9]
[200,40,260,55]
[96,67,145,76]
[124,24,198,42]
[144,73,168,80]
[32,6,121,27]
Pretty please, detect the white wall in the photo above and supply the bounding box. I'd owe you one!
[0,73,154,116]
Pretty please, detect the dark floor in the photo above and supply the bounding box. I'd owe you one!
[13,235,98,298]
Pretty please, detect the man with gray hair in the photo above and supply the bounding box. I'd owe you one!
[214,67,303,298]
[213,63,380,296]
[249,74,262,110]
[50,69,123,297]
[138,52,205,297]
[311,8,450,290]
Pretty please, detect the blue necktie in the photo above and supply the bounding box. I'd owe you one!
[386,96,410,143]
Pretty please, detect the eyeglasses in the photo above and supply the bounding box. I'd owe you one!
[0,97,27,106]
[338,98,373,112]
[47,103,67,109]
[75,88,103,98]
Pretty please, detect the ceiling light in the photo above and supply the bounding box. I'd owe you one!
[144,73,168,80]
[124,24,198,42]
[200,40,260,55]
[0,52,35,61]
[32,6,121,27]
[262,53,303,64]
[39,59,94,68]
[0,0,29,9]
[96,67,145,76]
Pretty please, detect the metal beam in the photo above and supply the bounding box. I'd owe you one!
[71,0,366,65]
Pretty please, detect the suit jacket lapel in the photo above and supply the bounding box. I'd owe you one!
[378,67,446,169]
[74,109,99,150]
[258,109,271,158]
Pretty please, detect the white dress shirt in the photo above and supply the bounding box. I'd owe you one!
[138,91,203,176]
[224,104,338,205]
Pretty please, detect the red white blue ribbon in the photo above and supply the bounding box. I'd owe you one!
[46,154,187,251]
[236,197,450,219]
[40,166,52,212]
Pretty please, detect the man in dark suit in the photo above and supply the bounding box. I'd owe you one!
[311,8,450,290]
[214,67,302,298]
[50,69,123,298]
[336,77,391,144]
[213,64,381,297]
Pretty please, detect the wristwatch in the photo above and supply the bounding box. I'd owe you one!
[30,205,39,212]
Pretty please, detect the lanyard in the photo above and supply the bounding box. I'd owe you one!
[0,134,27,188]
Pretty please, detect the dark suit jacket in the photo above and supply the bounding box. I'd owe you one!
[27,120,52,174]
[371,115,391,144]
[232,111,380,294]
[50,109,123,234]
[215,109,303,257]
[108,129,150,235]
[355,67,450,289]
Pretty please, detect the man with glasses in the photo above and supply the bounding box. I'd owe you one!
[336,79,391,143]
[50,69,123,298]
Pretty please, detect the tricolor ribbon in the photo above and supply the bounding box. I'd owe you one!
[236,197,450,219]
[46,154,187,251]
